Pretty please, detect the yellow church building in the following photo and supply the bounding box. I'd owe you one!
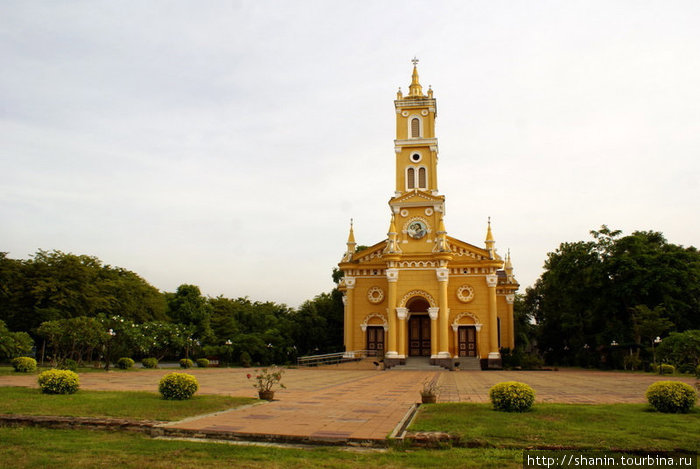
[338,61,518,370]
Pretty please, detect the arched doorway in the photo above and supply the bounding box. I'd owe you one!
[407,297,431,356]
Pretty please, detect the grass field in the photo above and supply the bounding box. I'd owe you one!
[0,386,256,421]
[411,403,700,452]
[0,427,522,469]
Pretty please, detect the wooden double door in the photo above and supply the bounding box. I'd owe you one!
[457,326,477,357]
[366,326,384,356]
[408,315,431,356]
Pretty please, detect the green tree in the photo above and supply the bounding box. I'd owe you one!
[525,227,700,368]
[166,285,214,344]
[657,330,700,370]
[0,320,34,359]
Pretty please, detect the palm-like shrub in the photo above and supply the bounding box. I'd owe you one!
[38,369,80,394]
[489,381,535,412]
[158,372,199,400]
[646,381,696,413]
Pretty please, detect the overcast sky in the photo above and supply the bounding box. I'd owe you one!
[2,1,699,307]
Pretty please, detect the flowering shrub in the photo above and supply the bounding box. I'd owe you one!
[116,357,135,369]
[158,372,199,400]
[489,381,535,412]
[38,369,80,394]
[142,358,158,369]
[660,364,675,375]
[646,381,696,413]
[247,366,286,393]
[11,357,37,373]
[179,358,194,369]
[196,358,209,368]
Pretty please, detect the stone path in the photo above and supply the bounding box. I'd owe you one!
[2,368,696,443]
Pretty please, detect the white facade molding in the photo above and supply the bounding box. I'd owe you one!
[385,268,399,283]
[399,290,437,308]
[345,276,356,289]
[505,294,515,304]
[360,313,388,332]
[488,352,501,359]
[485,274,498,288]
[428,306,439,320]
[396,307,408,320]
[436,267,449,282]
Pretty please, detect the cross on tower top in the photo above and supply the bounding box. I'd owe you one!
[411,57,419,67]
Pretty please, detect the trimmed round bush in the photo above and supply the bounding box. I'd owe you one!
[59,358,78,371]
[158,372,199,400]
[196,358,209,368]
[11,357,37,373]
[489,381,536,412]
[695,364,700,378]
[179,358,194,369]
[646,381,697,413]
[142,358,158,369]
[660,364,675,375]
[116,357,135,370]
[38,369,80,394]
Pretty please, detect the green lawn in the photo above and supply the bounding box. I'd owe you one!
[411,403,700,452]
[0,427,522,469]
[0,386,256,421]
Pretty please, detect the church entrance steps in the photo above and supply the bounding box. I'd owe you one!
[455,357,481,371]
[389,357,443,371]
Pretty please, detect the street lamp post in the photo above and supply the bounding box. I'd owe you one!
[652,336,662,367]
[104,329,116,371]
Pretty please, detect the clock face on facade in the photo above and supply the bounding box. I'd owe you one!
[407,220,428,239]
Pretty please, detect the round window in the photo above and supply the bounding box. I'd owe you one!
[410,153,422,163]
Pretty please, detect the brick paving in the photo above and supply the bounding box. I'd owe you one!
[2,368,696,442]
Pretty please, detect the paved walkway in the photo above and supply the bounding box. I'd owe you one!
[2,368,696,442]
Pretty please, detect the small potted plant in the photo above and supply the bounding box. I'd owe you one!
[420,378,440,404]
[247,366,286,400]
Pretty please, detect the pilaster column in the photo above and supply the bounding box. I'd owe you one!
[396,307,408,358]
[505,293,515,349]
[344,277,356,356]
[385,268,399,357]
[486,274,500,360]
[428,307,439,357]
[436,267,451,358]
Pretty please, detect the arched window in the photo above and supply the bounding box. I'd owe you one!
[411,118,420,138]
[407,167,415,189]
[418,167,427,189]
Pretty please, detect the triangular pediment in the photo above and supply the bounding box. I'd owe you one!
[390,190,445,206]
[351,239,387,264]
[445,236,496,262]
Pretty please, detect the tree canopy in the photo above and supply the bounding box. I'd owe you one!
[522,226,700,368]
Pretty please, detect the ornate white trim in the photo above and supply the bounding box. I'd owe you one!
[428,306,439,320]
[398,260,437,268]
[396,307,408,320]
[400,209,409,217]
[485,274,498,288]
[505,294,515,304]
[424,207,433,216]
[345,276,356,289]
[367,286,385,304]
[456,284,475,303]
[360,313,388,332]
[436,267,449,282]
[386,268,399,283]
[452,311,481,330]
[399,290,437,308]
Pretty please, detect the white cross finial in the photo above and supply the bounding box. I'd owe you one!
[411,57,419,67]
